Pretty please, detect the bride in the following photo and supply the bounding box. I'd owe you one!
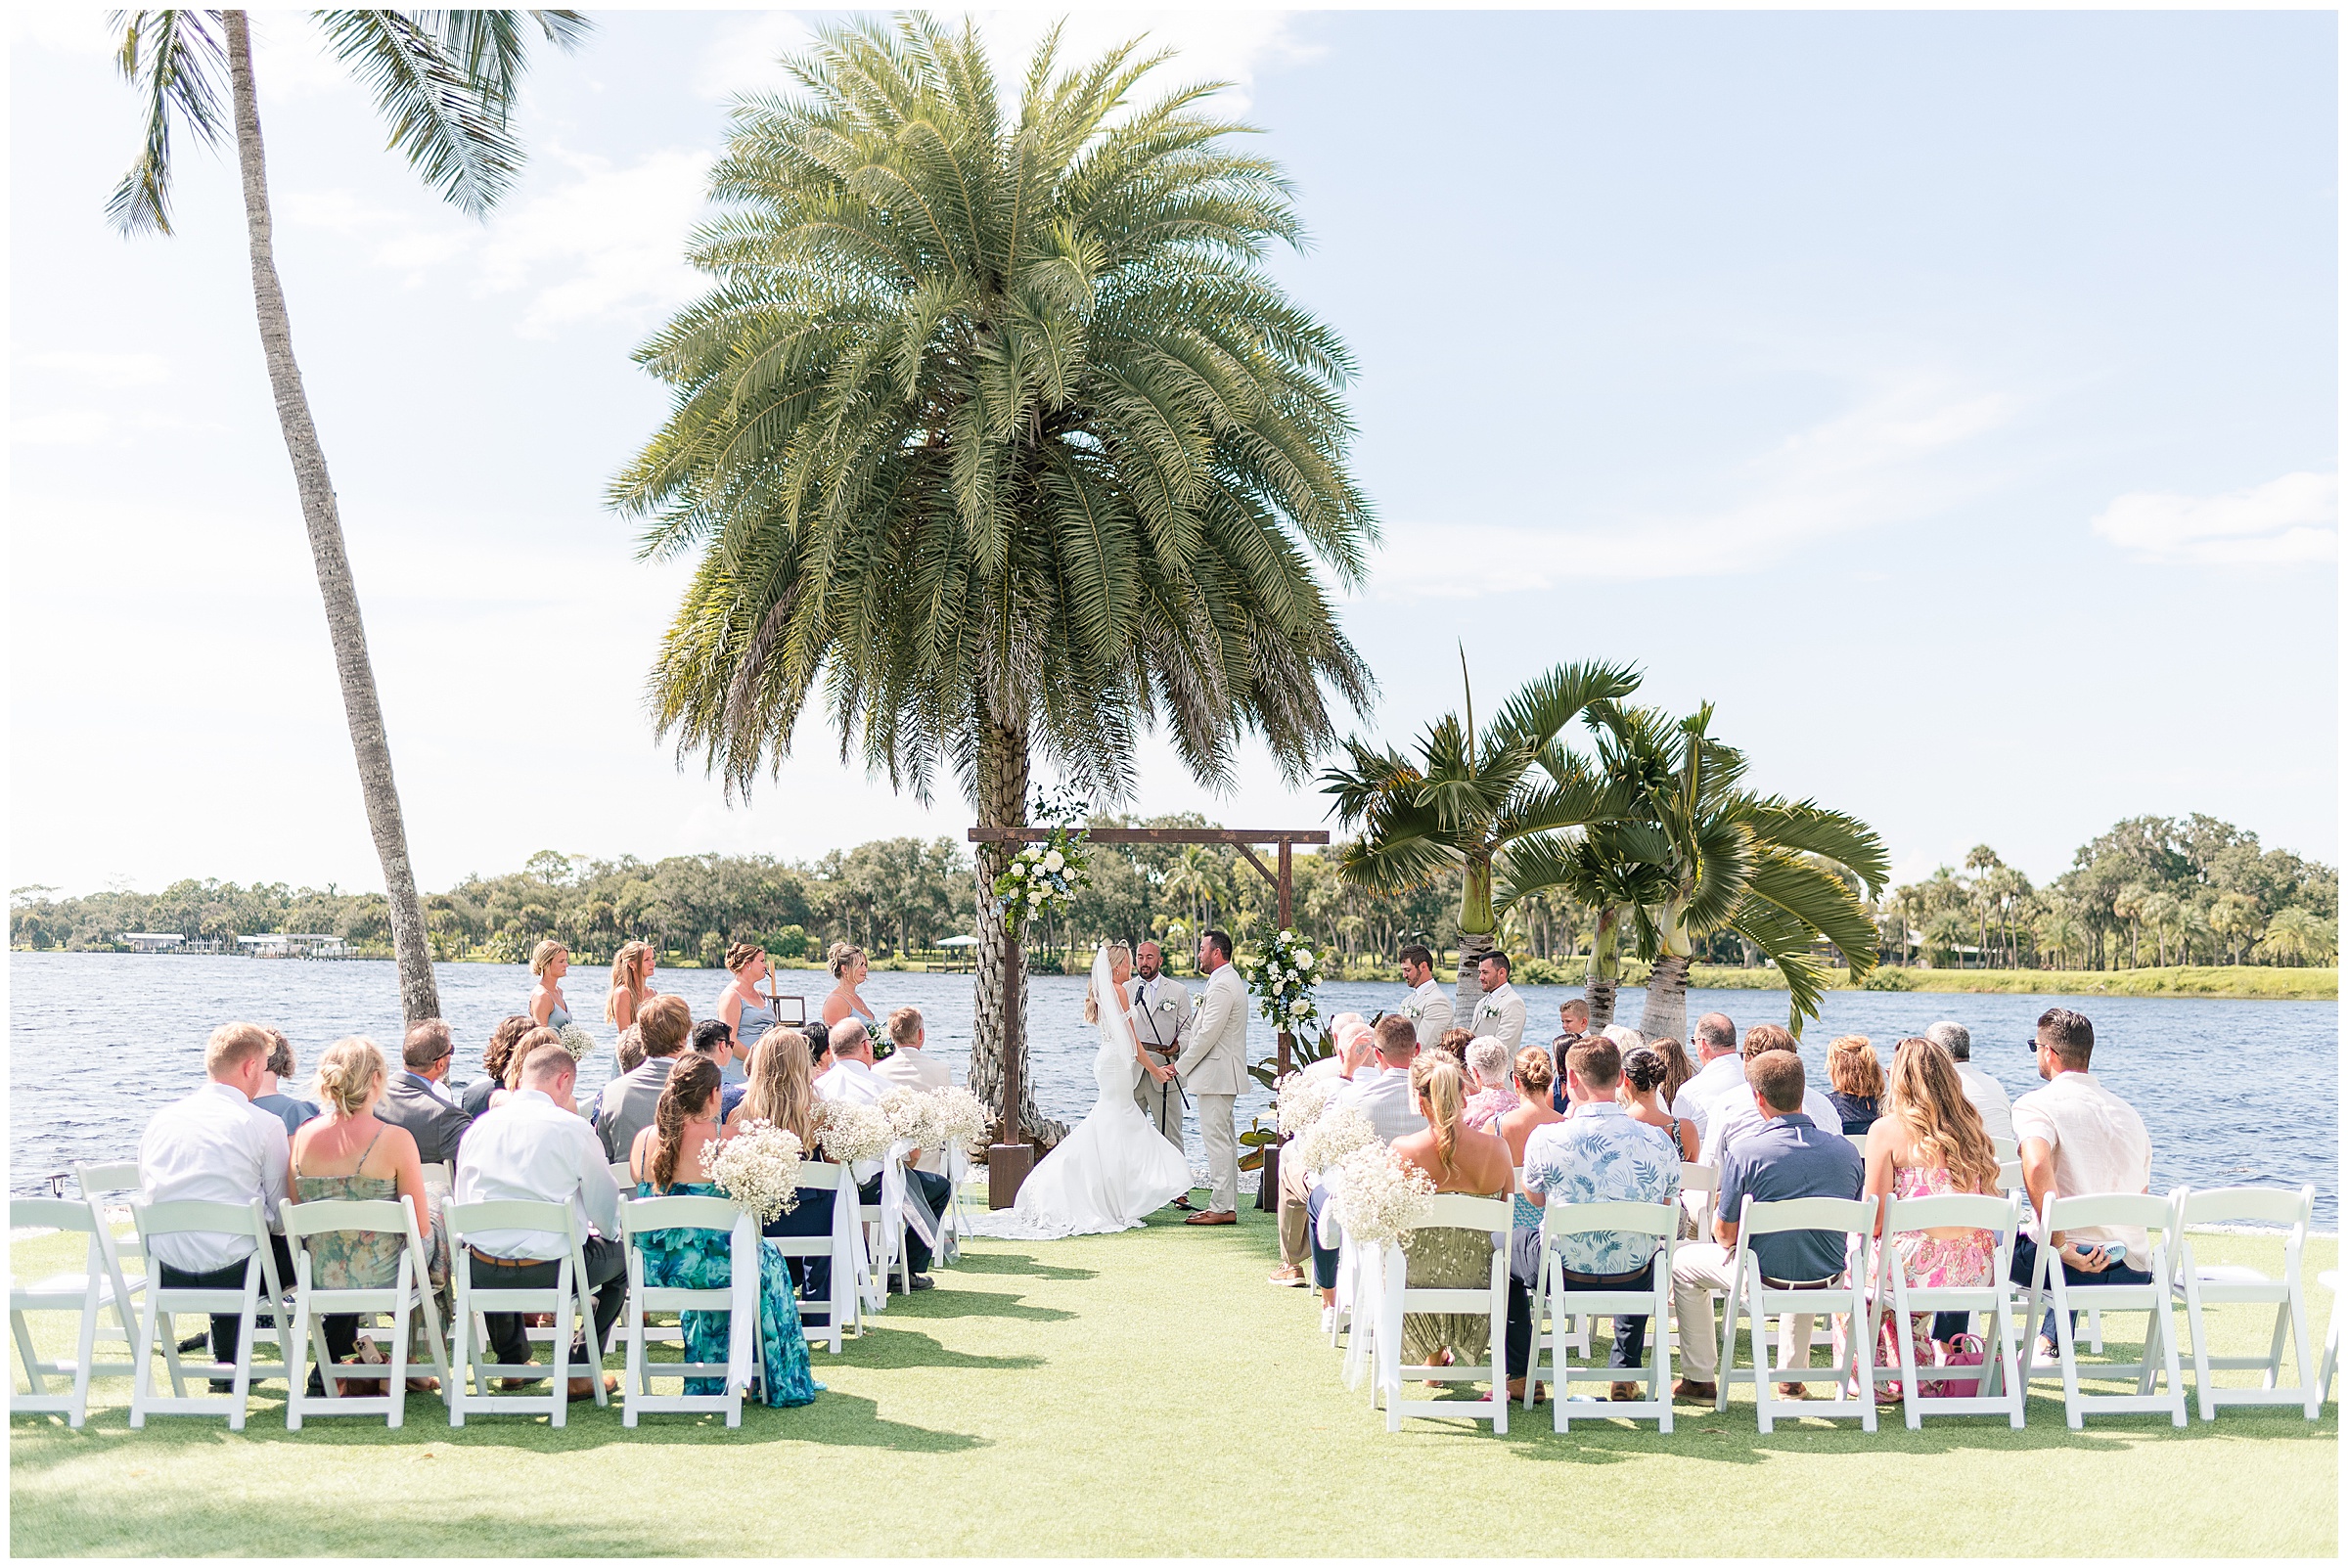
[968,940,1194,1239]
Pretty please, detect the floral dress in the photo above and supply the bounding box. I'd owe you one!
[294,1131,450,1359]
[1852,1163,1997,1386]
[1400,1225,1499,1366]
[633,1182,823,1408]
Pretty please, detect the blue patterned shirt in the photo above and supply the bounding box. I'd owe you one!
[1520,1103,1682,1276]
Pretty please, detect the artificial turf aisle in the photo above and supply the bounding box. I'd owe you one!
[9,1200,2338,1556]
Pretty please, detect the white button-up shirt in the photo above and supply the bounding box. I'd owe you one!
[1332,1063,1428,1145]
[1956,1061,2016,1144]
[138,1082,292,1273]
[454,1089,622,1261]
[1670,1053,1747,1140]
[2012,1069,2152,1259]
[816,1056,888,1181]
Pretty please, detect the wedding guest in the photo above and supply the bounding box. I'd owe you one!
[626,1055,820,1407]
[605,940,658,1032]
[463,1015,534,1118]
[377,1019,472,1165]
[1397,943,1455,1046]
[1865,1036,2000,1373]
[1671,1012,1743,1137]
[875,1007,951,1178]
[455,1041,623,1399]
[1825,1035,1885,1134]
[1649,1036,1697,1114]
[1496,1047,1563,1166]
[1434,1026,1474,1068]
[729,1030,836,1310]
[803,1019,833,1074]
[1469,951,1526,1052]
[1668,1052,1864,1402]
[493,1027,563,1112]
[528,941,574,1032]
[1272,1017,1374,1288]
[138,1022,294,1386]
[2008,1008,2153,1357]
[1694,1025,1841,1175]
[599,995,691,1161]
[1306,1016,1430,1316]
[817,1019,949,1288]
[717,944,778,1082]
[691,1020,746,1120]
[1462,1036,1514,1131]
[1925,1020,2016,1144]
[292,1036,441,1392]
[1390,1053,1513,1374]
[1518,1035,1683,1401]
[821,943,879,1032]
[1620,1046,1699,1161]
[615,1024,648,1076]
[252,1028,320,1134]
[1558,997,1590,1040]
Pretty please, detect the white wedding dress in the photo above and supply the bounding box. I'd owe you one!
[965,943,1194,1239]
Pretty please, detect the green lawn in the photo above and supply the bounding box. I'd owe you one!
[10,1203,2337,1556]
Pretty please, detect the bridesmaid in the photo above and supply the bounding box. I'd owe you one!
[605,940,657,1032]
[528,941,574,1032]
[819,943,878,1034]
[718,944,777,1085]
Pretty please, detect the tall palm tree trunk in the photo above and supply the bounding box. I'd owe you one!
[224,12,437,1026]
[1639,954,1691,1045]
[968,706,1038,1143]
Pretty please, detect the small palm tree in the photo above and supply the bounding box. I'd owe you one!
[612,18,1377,1136]
[2035,906,2085,970]
[2210,893,2261,965]
[108,8,588,1025]
[2254,907,2335,967]
[1322,656,1639,1015]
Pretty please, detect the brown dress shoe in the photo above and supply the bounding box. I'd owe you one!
[1609,1381,1642,1403]
[1672,1379,1717,1401]
[1184,1209,1237,1226]
[567,1374,618,1401]
[1776,1381,1811,1400]
[1266,1265,1307,1287]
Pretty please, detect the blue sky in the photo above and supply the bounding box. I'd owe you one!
[9,8,2337,902]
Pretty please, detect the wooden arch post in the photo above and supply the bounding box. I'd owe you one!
[967,825,1330,1207]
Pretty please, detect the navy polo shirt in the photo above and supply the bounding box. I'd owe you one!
[1716,1112,1866,1281]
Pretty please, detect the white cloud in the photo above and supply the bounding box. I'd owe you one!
[2091,470,2337,566]
[474,148,716,335]
[1373,376,2014,594]
[17,351,172,389]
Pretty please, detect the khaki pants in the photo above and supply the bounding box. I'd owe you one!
[1133,1053,1184,1148]
[1197,1093,1238,1214]
[1278,1146,1313,1266]
[1669,1242,1818,1381]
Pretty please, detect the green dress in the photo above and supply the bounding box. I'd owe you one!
[633,1182,822,1408]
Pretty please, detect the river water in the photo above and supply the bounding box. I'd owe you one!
[8,953,2337,1225]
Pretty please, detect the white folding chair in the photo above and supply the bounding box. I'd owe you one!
[1991,1137,2018,1163]
[762,1161,856,1353]
[1869,1190,2026,1429]
[857,1155,913,1303]
[2316,1270,2338,1406]
[127,1198,291,1431]
[282,1194,449,1430]
[2169,1186,2322,1421]
[72,1162,150,1361]
[11,1196,148,1427]
[444,1199,609,1427]
[1716,1194,1877,1433]
[619,1193,757,1427]
[1524,1200,1677,1432]
[1369,1194,1512,1433]
[2020,1192,2186,1429]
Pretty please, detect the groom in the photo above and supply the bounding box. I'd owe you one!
[1179,929,1248,1227]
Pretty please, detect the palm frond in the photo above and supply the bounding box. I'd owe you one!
[106,9,228,237]
[314,9,538,215]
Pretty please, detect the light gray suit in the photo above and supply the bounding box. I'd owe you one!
[1126,973,1192,1147]
[1402,978,1455,1048]
[1179,963,1250,1213]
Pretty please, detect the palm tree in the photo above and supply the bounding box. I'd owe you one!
[108,9,588,1026]
[2254,907,2335,967]
[1322,657,1639,1017]
[1520,701,1887,1042]
[610,18,1376,1139]
[2210,893,2260,965]
[2139,889,2180,967]
[2035,906,2085,970]
[2112,882,2151,968]
[1162,846,1227,950]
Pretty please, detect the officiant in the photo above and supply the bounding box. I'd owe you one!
[1126,940,1192,1154]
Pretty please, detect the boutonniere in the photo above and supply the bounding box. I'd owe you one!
[1153,996,1178,1014]
[1474,997,1501,1020]
[1399,1002,1423,1022]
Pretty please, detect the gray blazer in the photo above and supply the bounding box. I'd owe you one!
[597,1056,677,1163]
[377,1072,473,1166]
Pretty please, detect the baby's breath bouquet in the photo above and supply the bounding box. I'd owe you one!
[700,1120,803,1223]
[1277,1073,1340,1138]
[813,1098,892,1167]
[1330,1142,1437,1245]
[1293,1104,1377,1174]
[556,1023,598,1062]
[931,1085,991,1150]
[880,1087,945,1151]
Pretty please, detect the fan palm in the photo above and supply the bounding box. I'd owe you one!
[611,17,1377,1137]
[107,8,589,1025]
[1321,656,1640,1015]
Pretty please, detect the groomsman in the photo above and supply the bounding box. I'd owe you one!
[1127,941,1192,1159]
[1395,943,1454,1048]
[1469,951,1527,1053]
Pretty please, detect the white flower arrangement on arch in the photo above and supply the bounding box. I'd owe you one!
[1237,926,1322,1034]
[990,785,1092,935]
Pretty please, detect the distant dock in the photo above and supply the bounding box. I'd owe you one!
[117,931,350,959]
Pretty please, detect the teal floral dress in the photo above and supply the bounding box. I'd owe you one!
[633,1182,823,1408]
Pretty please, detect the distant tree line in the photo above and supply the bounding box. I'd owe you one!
[8,810,2335,974]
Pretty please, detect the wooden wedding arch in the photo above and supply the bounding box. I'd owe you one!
[966,825,1329,1206]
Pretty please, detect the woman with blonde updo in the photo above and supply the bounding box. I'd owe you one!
[718,943,777,1082]
[529,941,574,1033]
[1388,1052,1513,1371]
[291,1037,442,1392]
[820,942,877,1032]
[605,940,659,1030]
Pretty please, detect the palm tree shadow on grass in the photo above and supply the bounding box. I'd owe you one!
[950,1251,1100,1282]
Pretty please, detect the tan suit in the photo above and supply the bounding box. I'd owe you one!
[1126,974,1191,1148]
[1179,963,1250,1213]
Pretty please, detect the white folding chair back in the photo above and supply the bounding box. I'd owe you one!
[2022,1191,2186,1428]
[619,1193,755,1427]
[1871,1191,2025,1429]
[2317,1270,2339,1407]
[1996,1160,2023,1194]
[857,1155,912,1305]
[761,1161,855,1352]
[1990,1136,2018,1163]
[2169,1186,2320,1420]
[11,1197,140,1427]
[282,1194,449,1430]
[1677,1161,1719,1235]
[1370,1194,1511,1433]
[444,1199,608,1427]
[127,1197,289,1431]
[610,1161,636,1190]
[71,1162,149,1354]
[1525,1200,1677,1432]
[1717,1194,1877,1432]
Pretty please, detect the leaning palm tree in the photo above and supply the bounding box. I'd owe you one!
[1321,656,1640,1017]
[108,9,589,1025]
[611,17,1377,1139]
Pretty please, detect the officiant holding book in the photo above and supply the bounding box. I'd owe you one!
[1126,940,1193,1165]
